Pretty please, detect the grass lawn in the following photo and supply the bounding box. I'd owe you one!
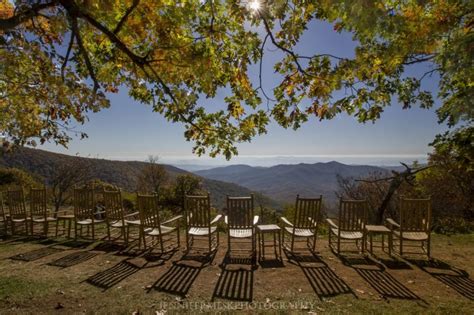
[0,231,472,314]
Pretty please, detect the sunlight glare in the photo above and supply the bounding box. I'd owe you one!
[248,0,261,12]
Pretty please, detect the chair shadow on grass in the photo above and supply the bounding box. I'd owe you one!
[285,249,356,300]
[85,258,143,291]
[9,246,64,262]
[86,249,176,291]
[48,251,98,268]
[150,250,216,298]
[212,253,256,302]
[339,255,425,303]
[409,258,474,300]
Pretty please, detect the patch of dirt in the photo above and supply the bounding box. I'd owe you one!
[0,232,472,313]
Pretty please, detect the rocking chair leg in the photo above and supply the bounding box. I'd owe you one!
[427,237,431,258]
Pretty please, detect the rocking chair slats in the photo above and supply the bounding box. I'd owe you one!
[327,198,368,255]
[103,189,128,245]
[73,188,104,240]
[0,191,8,235]
[281,195,322,253]
[30,187,56,236]
[136,194,181,252]
[225,194,258,259]
[6,188,29,235]
[386,197,432,258]
[184,194,220,253]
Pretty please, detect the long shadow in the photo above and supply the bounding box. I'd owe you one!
[212,253,255,302]
[85,259,143,291]
[286,250,355,300]
[340,255,423,302]
[409,258,474,300]
[10,247,64,262]
[48,251,98,268]
[58,240,93,250]
[151,250,216,298]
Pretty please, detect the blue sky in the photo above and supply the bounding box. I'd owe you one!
[42,20,445,166]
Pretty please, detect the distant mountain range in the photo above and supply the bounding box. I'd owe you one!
[0,148,280,210]
[195,162,391,206]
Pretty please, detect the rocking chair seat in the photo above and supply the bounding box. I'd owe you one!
[229,228,253,238]
[125,219,141,226]
[284,226,315,237]
[11,217,30,223]
[188,226,217,236]
[330,228,364,240]
[31,217,57,223]
[77,218,105,225]
[393,230,429,241]
[109,220,127,228]
[145,225,176,236]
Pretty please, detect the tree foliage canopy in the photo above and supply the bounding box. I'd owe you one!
[1,0,472,158]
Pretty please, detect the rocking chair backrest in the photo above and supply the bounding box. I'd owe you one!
[338,199,368,232]
[7,189,27,219]
[30,187,47,219]
[293,195,322,229]
[0,191,6,221]
[227,195,254,229]
[185,194,211,228]
[73,188,95,220]
[103,189,124,223]
[399,197,431,232]
[137,194,161,228]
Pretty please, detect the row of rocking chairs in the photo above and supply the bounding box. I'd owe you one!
[0,187,432,258]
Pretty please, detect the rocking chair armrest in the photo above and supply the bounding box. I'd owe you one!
[224,215,228,225]
[386,218,400,229]
[253,215,259,225]
[162,215,183,225]
[123,211,139,218]
[326,218,339,229]
[96,210,106,215]
[280,217,293,227]
[210,214,222,225]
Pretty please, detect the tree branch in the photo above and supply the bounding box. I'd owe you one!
[61,29,75,81]
[261,17,309,76]
[0,1,58,32]
[113,0,140,34]
[70,16,99,93]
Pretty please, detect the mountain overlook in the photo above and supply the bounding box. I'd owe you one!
[195,161,391,205]
[0,148,280,210]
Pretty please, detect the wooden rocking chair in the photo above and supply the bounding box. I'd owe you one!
[327,199,368,255]
[280,195,322,253]
[184,194,221,253]
[29,187,56,237]
[73,188,105,240]
[386,197,432,258]
[6,188,29,236]
[103,189,130,245]
[135,194,181,252]
[0,191,9,235]
[225,195,259,260]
